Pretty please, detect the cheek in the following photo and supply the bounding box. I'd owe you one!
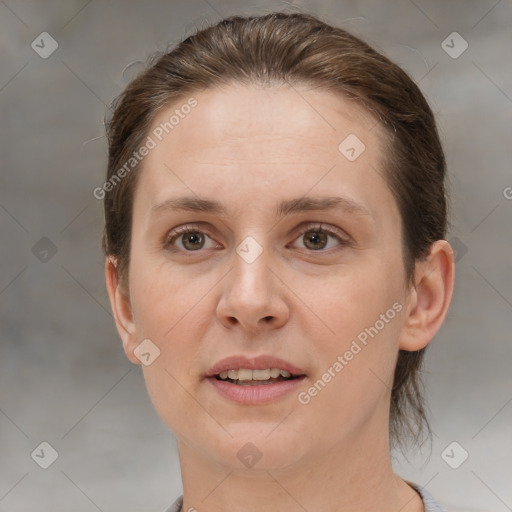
[295,292,403,446]
[295,254,405,416]
[129,261,216,433]
[297,251,405,354]
[129,255,214,338]
[128,257,218,405]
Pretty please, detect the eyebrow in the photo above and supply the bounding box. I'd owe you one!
[150,195,373,220]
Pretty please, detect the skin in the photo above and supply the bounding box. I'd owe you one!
[106,82,455,512]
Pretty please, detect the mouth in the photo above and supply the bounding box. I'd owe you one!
[213,368,304,386]
[205,355,307,403]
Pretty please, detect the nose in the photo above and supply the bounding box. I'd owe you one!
[216,245,290,333]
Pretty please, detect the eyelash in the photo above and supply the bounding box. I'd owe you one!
[163,223,351,255]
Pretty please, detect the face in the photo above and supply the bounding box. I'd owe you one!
[118,83,416,471]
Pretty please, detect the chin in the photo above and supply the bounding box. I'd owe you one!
[172,418,310,472]
[210,427,311,472]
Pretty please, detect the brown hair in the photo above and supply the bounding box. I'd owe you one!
[102,11,448,453]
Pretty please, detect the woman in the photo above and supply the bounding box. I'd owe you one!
[102,12,454,512]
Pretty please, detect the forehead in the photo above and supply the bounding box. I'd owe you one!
[133,83,395,223]
[150,83,380,161]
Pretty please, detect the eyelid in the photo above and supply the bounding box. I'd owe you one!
[294,222,350,241]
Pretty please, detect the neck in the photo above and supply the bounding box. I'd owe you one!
[176,421,423,512]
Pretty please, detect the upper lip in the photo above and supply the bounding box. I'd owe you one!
[205,355,306,377]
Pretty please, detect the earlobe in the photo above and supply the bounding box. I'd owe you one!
[105,257,141,365]
[398,240,455,351]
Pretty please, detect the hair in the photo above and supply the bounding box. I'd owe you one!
[102,11,449,454]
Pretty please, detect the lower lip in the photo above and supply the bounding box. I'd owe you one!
[206,376,306,404]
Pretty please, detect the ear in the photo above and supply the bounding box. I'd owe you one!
[398,240,455,351]
[105,257,141,365]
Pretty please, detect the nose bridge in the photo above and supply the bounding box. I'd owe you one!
[231,233,273,300]
[216,231,289,331]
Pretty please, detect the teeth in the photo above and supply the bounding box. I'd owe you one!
[216,368,294,381]
[238,369,253,381]
[252,369,270,380]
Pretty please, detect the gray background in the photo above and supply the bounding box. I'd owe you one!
[0,1,511,511]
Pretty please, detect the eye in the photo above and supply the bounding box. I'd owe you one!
[290,223,350,252]
[163,223,350,255]
[164,225,219,252]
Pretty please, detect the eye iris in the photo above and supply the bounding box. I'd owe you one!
[304,230,327,250]
[182,231,204,250]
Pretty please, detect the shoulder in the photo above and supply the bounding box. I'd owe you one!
[163,490,446,512]
[161,494,183,512]
[407,482,446,512]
